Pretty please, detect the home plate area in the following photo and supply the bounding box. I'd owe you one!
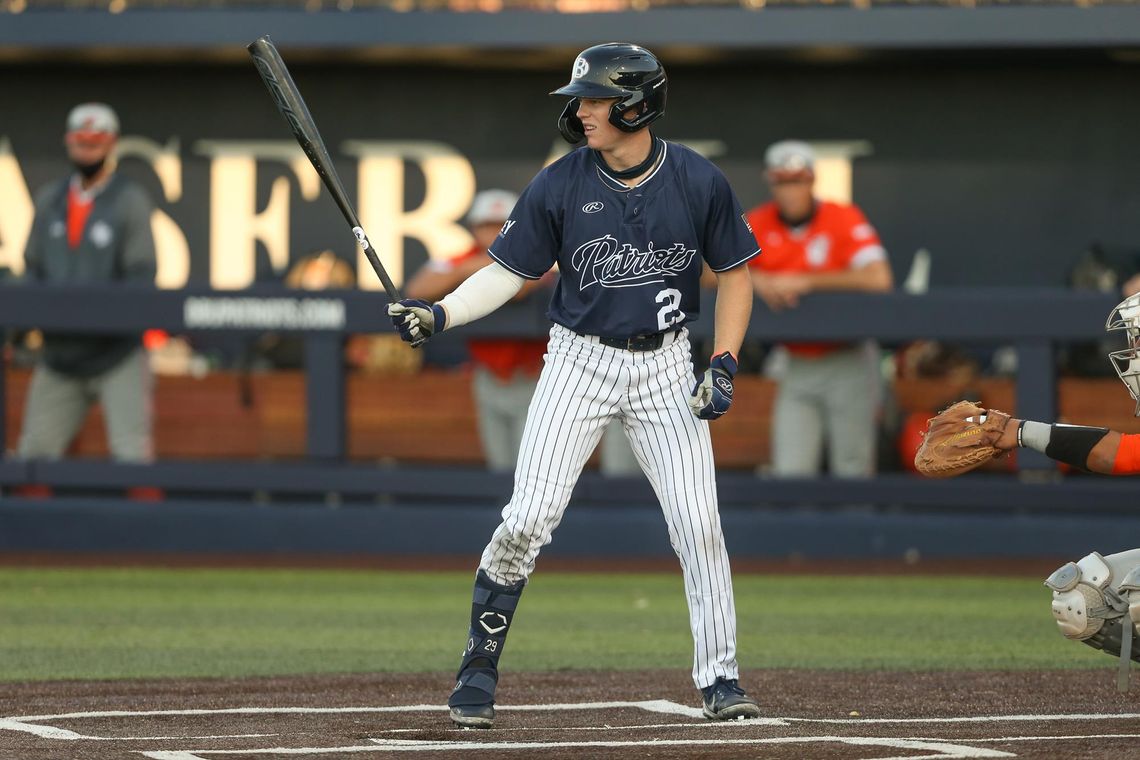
[1,671,1138,759]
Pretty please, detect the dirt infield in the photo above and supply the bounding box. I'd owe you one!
[2,669,1138,759]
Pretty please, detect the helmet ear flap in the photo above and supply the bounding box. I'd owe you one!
[558,99,585,144]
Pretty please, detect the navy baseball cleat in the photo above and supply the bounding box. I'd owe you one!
[449,703,495,729]
[701,677,762,720]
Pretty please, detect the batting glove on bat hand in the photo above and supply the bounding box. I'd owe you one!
[688,351,737,421]
[387,299,447,348]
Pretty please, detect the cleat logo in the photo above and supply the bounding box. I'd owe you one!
[452,680,462,692]
[478,612,508,634]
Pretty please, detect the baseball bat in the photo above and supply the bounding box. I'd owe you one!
[247,35,402,302]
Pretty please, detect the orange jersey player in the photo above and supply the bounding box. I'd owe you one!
[746,200,885,356]
[743,140,892,477]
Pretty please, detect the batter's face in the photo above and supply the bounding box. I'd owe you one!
[576,98,628,151]
[767,172,815,221]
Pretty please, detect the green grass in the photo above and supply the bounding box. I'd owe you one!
[0,568,1106,681]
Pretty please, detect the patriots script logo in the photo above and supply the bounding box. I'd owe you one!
[571,235,697,289]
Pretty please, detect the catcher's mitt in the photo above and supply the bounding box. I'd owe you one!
[914,400,1012,478]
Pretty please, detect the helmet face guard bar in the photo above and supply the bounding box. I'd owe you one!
[1106,293,1140,416]
[1108,348,1140,416]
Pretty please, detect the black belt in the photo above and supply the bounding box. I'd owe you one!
[596,329,679,352]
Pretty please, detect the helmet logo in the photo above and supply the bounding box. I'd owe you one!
[572,56,589,79]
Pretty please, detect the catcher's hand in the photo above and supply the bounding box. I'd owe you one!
[914,400,1012,478]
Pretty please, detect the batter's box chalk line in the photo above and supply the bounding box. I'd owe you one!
[138,735,1140,760]
[139,737,1018,759]
[1,701,1138,759]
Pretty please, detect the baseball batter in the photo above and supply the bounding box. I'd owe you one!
[388,43,762,727]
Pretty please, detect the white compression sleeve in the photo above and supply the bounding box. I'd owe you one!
[437,261,527,329]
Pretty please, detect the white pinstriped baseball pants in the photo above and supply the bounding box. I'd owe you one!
[478,323,740,689]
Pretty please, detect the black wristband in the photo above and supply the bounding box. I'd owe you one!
[1017,420,1026,448]
[1045,424,1110,471]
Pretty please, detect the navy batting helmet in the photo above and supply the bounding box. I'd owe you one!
[550,42,667,144]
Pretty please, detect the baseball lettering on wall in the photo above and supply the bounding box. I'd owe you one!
[117,136,190,289]
[0,134,867,289]
[196,140,322,290]
[342,140,474,291]
[0,138,33,277]
[0,136,477,290]
[808,140,873,204]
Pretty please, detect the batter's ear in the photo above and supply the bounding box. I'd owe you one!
[557,99,585,144]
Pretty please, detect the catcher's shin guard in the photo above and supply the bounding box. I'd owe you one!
[448,570,525,710]
[1046,553,1140,692]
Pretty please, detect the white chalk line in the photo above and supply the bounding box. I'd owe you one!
[0,717,275,742]
[0,718,88,740]
[365,736,1012,757]
[790,712,1140,725]
[2,701,1136,759]
[0,701,704,743]
[955,734,1140,743]
[12,703,1140,727]
[134,734,1140,760]
[139,736,1016,759]
[10,706,448,723]
[6,699,701,724]
[373,719,788,734]
[371,710,1140,735]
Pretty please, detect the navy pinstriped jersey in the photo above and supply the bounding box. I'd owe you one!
[487,139,760,339]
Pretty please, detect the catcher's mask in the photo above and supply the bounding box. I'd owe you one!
[1106,292,1140,415]
[550,42,667,144]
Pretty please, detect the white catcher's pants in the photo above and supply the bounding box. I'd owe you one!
[479,323,740,689]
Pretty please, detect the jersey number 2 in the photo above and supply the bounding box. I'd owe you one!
[655,288,686,331]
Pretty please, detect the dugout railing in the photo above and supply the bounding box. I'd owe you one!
[3,285,1122,467]
[0,286,1126,483]
[3,286,1136,559]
